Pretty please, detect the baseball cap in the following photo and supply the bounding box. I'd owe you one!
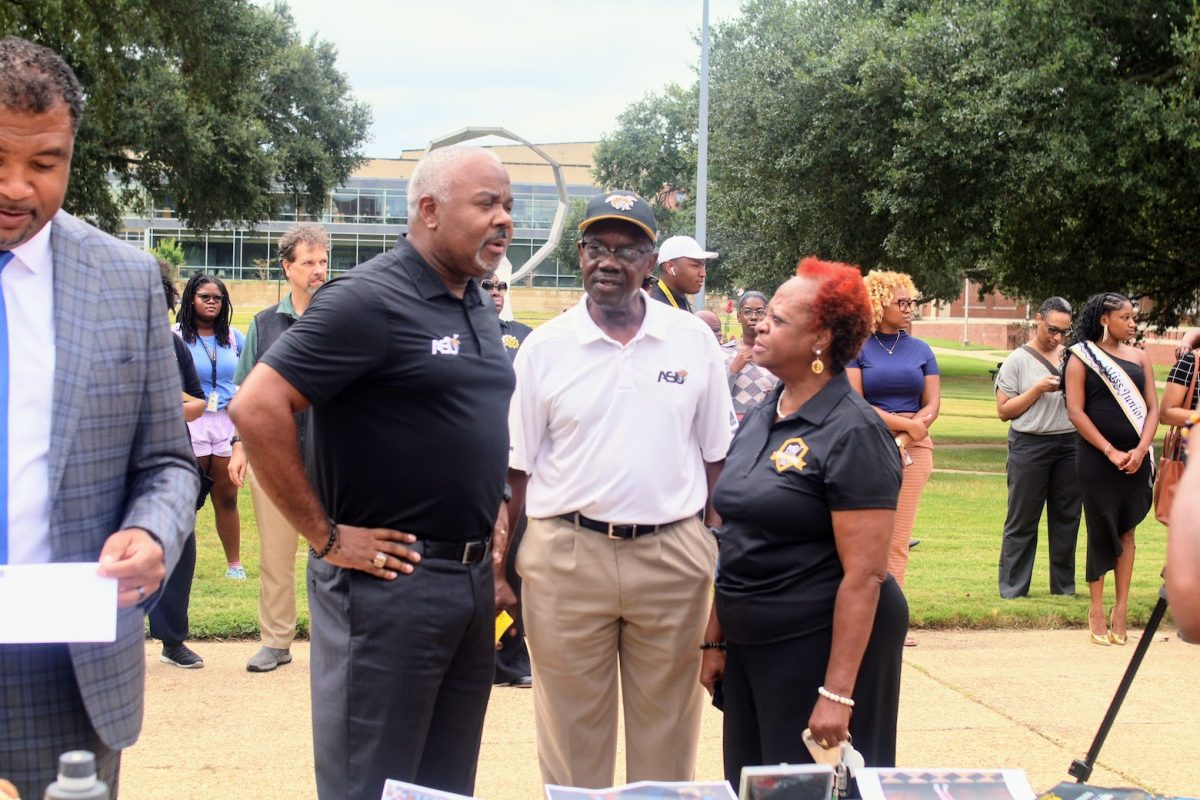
[578,192,657,242]
[657,235,718,265]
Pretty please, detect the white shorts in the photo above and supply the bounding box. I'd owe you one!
[188,408,235,458]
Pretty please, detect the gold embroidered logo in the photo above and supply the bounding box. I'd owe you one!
[502,334,520,350]
[770,437,810,473]
[606,194,636,211]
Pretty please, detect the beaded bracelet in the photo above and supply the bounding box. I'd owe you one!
[817,686,855,707]
[699,641,727,651]
[310,518,339,560]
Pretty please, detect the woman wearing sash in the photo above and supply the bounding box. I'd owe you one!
[1064,292,1158,646]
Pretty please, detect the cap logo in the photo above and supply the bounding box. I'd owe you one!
[606,194,637,211]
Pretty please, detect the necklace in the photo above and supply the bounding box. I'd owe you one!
[776,390,788,419]
[873,330,904,356]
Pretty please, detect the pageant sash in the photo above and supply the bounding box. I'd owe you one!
[1069,341,1147,437]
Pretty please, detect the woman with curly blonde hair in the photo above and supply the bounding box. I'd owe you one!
[847,271,940,645]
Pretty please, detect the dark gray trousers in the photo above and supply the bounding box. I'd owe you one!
[0,644,121,800]
[307,550,494,800]
[998,430,1082,597]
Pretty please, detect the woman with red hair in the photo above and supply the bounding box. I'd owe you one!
[701,257,908,788]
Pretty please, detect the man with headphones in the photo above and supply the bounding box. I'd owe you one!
[649,235,718,312]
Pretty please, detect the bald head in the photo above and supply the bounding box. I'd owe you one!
[695,310,722,342]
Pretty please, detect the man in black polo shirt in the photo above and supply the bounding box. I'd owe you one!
[229,145,515,799]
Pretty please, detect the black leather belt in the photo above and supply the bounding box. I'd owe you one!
[557,512,689,540]
[416,537,491,564]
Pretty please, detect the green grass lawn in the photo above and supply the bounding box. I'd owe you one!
[176,318,1174,639]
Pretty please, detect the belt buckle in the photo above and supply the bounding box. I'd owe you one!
[607,522,621,540]
[462,540,484,564]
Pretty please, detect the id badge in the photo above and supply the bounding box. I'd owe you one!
[206,391,219,412]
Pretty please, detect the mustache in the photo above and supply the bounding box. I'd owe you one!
[483,231,509,246]
[0,204,34,214]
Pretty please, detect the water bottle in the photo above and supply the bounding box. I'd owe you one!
[43,751,109,800]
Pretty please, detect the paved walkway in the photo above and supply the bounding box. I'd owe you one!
[121,629,1199,799]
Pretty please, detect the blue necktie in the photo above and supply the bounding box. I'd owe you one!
[0,250,12,565]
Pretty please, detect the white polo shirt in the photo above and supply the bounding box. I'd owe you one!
[509,294,736,524]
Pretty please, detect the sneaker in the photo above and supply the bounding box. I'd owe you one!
[226,564,247,580]
[246,646,293,673]
[509,675,533,688]
[160,643,204,669]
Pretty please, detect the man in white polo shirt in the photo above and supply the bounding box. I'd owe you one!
[506,191,735,788]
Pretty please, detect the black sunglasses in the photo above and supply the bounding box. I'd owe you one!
[481,280,508,292]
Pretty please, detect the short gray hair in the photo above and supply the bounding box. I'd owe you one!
[0,36,85,132]
[278,222,329,263]
[407,145,504,220]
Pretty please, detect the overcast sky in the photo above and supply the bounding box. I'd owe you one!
[278,0,744,157]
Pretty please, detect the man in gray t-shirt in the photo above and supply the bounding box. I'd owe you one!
[995,298,1082,598]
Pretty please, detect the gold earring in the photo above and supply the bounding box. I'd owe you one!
[811,348,825,375]
[1101,323,1109,343]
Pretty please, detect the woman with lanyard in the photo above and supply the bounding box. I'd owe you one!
[722,291,779,420]
[847,270,939,646]
[995,297,1082,599]
[177,273,247,579]
[1064,292,1157,646]
[701,257,906,788]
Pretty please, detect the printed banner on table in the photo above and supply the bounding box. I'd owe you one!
[857,769,1035,800]
[545,780,738,800]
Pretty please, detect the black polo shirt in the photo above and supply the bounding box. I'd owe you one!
[713,370,902,644]
[262,238,515,542]
[648,278,692,312]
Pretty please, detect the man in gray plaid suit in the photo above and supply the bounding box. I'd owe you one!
[0,37,199,798]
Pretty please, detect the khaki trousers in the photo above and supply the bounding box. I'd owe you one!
[248,466,302,648]
[517,515,717,788]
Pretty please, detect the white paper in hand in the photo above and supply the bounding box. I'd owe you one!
[0,563,118,643]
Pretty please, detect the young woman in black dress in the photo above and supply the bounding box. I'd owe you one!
[1063,293,1158,646]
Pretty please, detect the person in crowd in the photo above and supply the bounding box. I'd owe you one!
[847,270,939,646]
[229,222,328,672]
[148,260,208,669]
[1064,292,1157,646]
[507,191,734,788]
[481,267,533,688]
[176,273,246,579]
[723,290,779,420]
[701,257,906,788]
[1175,327,1200,358]
[1160,336,1200,427]
[230,145,515,800]
[649,234,717,312]
[1167,424,1200,643]
[696,309,724,342]
[0,36,198,797]
[995,297,1081,598]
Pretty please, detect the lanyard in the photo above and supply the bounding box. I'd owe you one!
[657,279,680,309]
[200,336,219,393]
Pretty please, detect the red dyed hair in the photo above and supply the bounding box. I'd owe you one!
[795,256,872,368]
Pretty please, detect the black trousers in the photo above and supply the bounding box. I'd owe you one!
[494,515,530,683]
[721,577,907,796]
[0,644,121,800]
[148,531,196,646]
[998,431,1081,598]
[307,549,494,800]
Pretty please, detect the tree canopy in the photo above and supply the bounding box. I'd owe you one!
[599,0,1200,325]
[2,0,372,232]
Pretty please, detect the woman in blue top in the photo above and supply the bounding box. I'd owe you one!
[177,274,246,579]
[847,270,940,644]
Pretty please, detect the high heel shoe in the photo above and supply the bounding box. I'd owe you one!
[1090,631,1111,646]
[1108,608,1127,645]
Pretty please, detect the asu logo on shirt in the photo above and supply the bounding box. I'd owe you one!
[657,369,689,385]
[770,437,810,473]
[431,334,461,355]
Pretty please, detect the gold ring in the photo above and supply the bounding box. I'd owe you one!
[373,551,387,569]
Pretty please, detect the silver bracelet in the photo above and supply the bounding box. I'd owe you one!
[817,686,855,707]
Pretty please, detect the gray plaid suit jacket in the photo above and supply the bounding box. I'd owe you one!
[43,210,199,749]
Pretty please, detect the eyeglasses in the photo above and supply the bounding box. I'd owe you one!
[1045,324,1072,337]
[740,308,767,319]
[481,280,508,293]
[892,299,915,312]
[196,293,223,304]
[581,241,651,266]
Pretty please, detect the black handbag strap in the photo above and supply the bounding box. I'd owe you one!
[1021,345,1061,378]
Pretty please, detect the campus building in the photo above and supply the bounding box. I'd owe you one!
[119,141,601,289]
